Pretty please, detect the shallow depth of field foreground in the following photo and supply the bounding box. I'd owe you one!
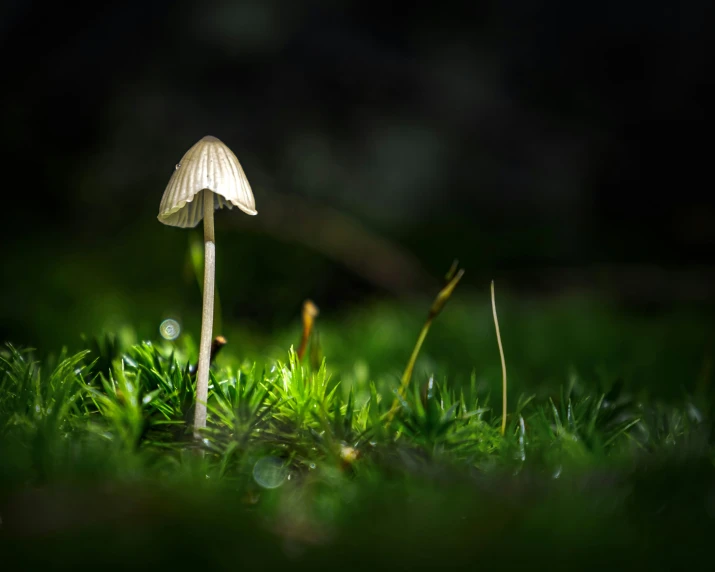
[1,288,714,569]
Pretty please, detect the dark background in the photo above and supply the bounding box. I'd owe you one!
[1,0,713,349]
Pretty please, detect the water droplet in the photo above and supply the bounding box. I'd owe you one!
[175,163,181,170]
[253,456,288,489]
[159,319,181,340]
[309,463,316,470]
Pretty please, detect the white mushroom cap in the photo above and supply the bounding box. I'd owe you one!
[158,135,257,228]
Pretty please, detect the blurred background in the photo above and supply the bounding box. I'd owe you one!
[1,0,713,395]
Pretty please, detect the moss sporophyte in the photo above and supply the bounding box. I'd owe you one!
[158,135,257,439]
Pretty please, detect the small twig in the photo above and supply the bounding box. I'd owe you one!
[445,259,460,282]
[297,300,319,362]
[385,266,465,425]
[209,335,227,364]
[188,336,228,376]
[491,280,507,436]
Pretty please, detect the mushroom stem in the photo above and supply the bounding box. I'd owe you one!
[193,190,216,439]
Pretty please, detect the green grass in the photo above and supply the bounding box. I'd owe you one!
[1,294,714,570]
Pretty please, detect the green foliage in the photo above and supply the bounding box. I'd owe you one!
[1,318,713,570]
[1,334,711,487]
[0,345,91,480]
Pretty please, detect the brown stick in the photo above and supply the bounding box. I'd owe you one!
[297,300,319,362]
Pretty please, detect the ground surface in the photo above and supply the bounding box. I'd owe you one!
[1,294,714,570]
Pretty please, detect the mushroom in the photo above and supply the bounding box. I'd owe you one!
[158,135,257,438]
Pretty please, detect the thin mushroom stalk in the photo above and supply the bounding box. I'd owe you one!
[194,192,216,435]
[157,135,257,440]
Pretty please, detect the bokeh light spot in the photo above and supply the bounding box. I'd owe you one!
[253,456,288,489]
[159,319,181,340]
